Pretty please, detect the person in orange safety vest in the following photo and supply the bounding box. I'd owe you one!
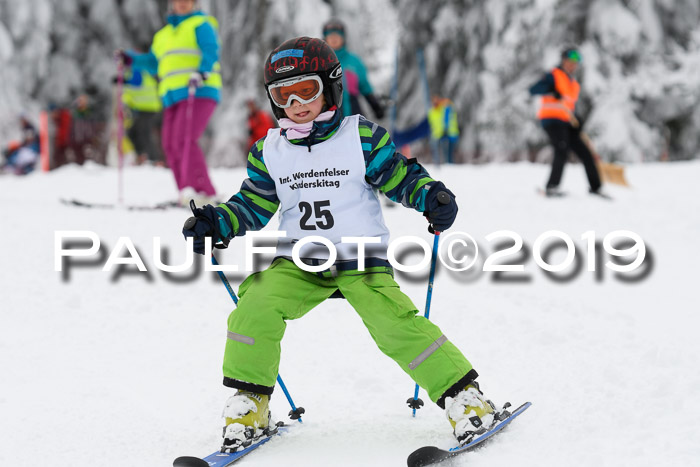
[529,48,602,197]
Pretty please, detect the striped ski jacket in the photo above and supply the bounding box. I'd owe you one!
[215,112,436,239]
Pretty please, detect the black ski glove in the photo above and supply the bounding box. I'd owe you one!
[424,182,458,233]
[365,94,385,119]
[182,203,230,254]
[572,113,586,131]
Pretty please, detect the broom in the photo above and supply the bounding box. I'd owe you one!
[580,133,629,186]
[570,115,629,187]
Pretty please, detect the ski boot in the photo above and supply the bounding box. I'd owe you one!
[221,390,275,453]
[545,186,565,197]
[444,382,498,444]
[589,187,612,200]
[179,186,215,207]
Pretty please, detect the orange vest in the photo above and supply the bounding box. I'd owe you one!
[537,67,579,122]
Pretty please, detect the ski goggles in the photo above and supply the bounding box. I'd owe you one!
[268,74,324,109]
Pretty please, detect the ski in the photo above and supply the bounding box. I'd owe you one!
[60,198,182,211]
[173,424,289,467]
[536,187,566,198]
[589,190,613,201]
[407,401,531,467]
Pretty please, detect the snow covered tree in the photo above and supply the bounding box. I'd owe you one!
[393,0,700,162]
[1,0,699,163]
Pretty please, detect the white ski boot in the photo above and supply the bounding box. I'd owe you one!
[444,382,497,444]
[179,186,215,207]
[221,391,274,453]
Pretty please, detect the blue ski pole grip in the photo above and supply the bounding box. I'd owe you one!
[428,191,451,234]
[185,199,229,249]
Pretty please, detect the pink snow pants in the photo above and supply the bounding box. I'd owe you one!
[161,97,217,196]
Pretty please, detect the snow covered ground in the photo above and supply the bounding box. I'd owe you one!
[2,160,700,467]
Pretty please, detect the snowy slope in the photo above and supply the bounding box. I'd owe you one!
[2,161,700,467]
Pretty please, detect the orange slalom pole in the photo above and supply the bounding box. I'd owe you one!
[39,111,50,172]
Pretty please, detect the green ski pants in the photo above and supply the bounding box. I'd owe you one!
[223,258,473,402]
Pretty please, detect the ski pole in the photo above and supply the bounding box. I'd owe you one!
[180,82,197,196]
[184,206,305,422]
[416,48,439,167]
[210,254,238,305]
[275,373,305,422]
[210,254,305,423]
[115,56,125,205]
[407,191,451,416]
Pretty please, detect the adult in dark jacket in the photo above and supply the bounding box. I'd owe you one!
[529,48,602,197]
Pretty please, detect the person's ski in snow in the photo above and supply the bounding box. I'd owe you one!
[322,19,385,120]
[529,48,603,197]
[182,36,505,453]
[119,0,220,204]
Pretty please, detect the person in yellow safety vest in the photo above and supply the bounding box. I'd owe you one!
[120,0,221,202]
[122,68,163,165]
[428,95,460,164]
[529,48,603,197]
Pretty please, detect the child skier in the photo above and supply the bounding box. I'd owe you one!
[183,37,497,452]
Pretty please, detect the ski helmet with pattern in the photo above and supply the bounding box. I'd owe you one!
[263,36,343,119]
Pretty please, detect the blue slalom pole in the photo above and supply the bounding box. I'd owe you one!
[390,44,400,136]
[416,48,439,166]
[408,231,441,416]
[416,49,432,114]
[211,253,304,422]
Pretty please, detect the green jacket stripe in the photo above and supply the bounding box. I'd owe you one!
[217,136,280,236]
[358,116,435,211]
